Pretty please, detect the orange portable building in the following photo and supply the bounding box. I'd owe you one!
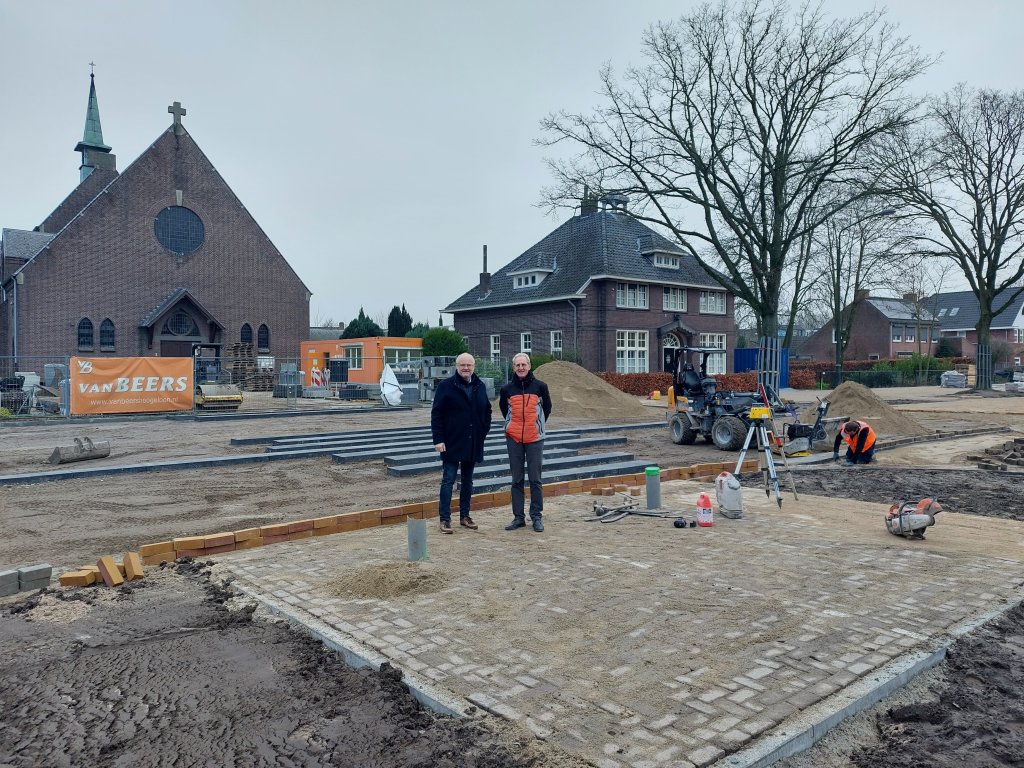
[300,337,422,387]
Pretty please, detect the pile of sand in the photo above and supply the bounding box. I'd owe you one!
[324,561,446,600]
[802,380,929,438]
[532,361,653,421]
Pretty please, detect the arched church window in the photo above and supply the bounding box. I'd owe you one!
[77,318,94,350]
[100,319,116,350]
[241,323,253,344]
[154,206,205,256]
[163,311,199,337]
[257,324,270,352]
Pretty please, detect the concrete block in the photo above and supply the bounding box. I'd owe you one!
[203,533,235,548]
[174,548,207,559]
[172,536,206,550]
[0,569,19,587]
[380,514,408,526]
[19,578,52,592]
[123,553,145,581]
[235,537,264,550]
[286,519,314,534]
[139,541,175,557]
[262,534,289,545]
[142,552,174,566]
[381,506,407,519]
[421,500,439,518]
[59,570,95,587]
[233,527,261,542]
[260,523,290,537]
[97,556,124,587]
[335,514,361,531]
[312,515,338,529]
[286,530,313,542]
[312,526,341,537]
[203,543,237,554]
[18,564,53,585]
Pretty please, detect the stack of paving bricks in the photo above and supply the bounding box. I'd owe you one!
[0,563,53,595]
[591,484,643,497]
[58,553,145,588]
[971,437,1024,471]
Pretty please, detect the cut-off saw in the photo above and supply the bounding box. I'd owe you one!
[885,498,943,540]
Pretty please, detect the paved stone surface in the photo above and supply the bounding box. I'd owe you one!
[213,480,1024,768]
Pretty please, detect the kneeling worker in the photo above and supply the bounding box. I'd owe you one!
[833,420,876,465]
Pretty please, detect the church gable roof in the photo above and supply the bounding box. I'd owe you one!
[141,287,224,330]
[38,167,118,235]
[444,210,721,312]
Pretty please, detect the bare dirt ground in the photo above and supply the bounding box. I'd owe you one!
[2,387,1024,767]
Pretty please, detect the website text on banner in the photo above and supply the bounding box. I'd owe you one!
[70,357,194,414]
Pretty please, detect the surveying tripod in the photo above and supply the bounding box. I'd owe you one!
[734,408,799,508]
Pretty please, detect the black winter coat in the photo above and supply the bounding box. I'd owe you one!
[430,373,492,463]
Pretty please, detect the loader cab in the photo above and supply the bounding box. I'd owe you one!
[673,347,720,402]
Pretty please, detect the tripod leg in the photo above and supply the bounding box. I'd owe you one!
[735,423,757,475]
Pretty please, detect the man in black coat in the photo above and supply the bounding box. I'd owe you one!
[430,353,492,534]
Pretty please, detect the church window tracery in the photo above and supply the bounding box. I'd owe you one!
[154,206,205,255]
[100,319,115,350]
[77,318,94,350]
[257,324,270,352]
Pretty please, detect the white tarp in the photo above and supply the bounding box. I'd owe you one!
[379,363,403,406]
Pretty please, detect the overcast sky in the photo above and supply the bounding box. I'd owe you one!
[2,1,1022,329]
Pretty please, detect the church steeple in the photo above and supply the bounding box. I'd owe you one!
[74,70,116,182]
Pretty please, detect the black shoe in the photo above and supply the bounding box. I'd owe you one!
[532,519,544,533]
[505,519,526,531]
[439,520,453,534]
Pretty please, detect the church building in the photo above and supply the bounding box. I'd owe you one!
[0,74,310,368]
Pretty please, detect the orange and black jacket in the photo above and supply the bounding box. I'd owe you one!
[499,372,552,444]
[833,421,877,455]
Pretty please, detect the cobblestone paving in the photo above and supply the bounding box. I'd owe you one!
[214,482,1024,768]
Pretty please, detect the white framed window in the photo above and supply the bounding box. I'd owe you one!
[931,326,940,342]
[615,282,648,309]
[615,330,649,373]
[699,291,726,314]
[663,287,686,311]
[949,307,959,316]
[653,254,680,269]
[868,354,881,361]
[1015,328,1024,344]
[550,330,562,354]
[698,333,727,375]
[955,330,967,338]
[905,326,915,343]
[891,325,902,342]
[514,274,539,289]
[384,348,417,365]
[520,332,532,354]
[937,308,947,317]
[345,345,363,370]
[896,351,913,359]
[490,334,500,361]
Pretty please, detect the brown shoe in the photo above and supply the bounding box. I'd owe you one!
[460,517,478,530]
[439,520,453,534]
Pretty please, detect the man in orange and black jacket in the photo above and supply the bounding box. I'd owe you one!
[833,420,876,465]
[499,353,552,532]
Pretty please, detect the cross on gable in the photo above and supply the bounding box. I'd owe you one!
[167,101,187,134]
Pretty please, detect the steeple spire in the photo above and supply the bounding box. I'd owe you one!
[74,71,115,182]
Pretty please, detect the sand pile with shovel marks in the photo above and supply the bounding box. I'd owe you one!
[533,361,653,421]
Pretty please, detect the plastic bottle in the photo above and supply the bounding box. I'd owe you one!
[696,492,714,527]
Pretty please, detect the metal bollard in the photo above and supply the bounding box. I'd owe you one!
[645,466,661,509]
[407,517,427,561]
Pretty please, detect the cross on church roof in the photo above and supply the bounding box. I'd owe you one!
[168,101,187,135]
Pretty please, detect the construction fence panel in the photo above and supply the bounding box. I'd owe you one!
[0,356,72,419]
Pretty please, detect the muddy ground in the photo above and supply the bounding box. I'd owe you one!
[2,393,1023,767]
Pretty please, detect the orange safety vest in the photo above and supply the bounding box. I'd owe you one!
[842,421,876,453]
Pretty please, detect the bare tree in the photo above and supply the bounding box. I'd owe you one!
[806,204,913,377]
[873,86,1024,387]
[896,257,956,381]
[540,0,931,343]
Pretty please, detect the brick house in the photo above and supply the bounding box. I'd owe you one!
[800,290,941,362]
[0,75,309,368]
[444,195,736,374]
[927,288,1024,363]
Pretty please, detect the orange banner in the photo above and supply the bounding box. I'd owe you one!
[70,357,194,414]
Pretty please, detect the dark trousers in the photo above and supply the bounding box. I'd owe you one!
[439,460,475,523]
[507,438,544,520]
[845,445,875,464]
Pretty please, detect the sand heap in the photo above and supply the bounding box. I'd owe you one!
[802,380,929,438]
[532,361,653,421]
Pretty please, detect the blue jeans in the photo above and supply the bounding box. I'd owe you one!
[507,438,544,521]
[439,460,475,523]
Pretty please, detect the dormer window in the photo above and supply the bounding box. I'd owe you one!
[949,307,959,316]
[652,253,680,269]
[510,268,550,289]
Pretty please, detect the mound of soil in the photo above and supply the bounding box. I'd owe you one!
[533,361,652,421]
[803,381,929,438]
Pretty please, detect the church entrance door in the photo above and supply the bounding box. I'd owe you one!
[160,340,194,357]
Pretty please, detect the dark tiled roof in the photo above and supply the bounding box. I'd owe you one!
[926,288,1024,330]
[866,297,936,322]
[444,210,723,312]
[1,228,56,267]
[38,168,119,235]
[308,327,345,341]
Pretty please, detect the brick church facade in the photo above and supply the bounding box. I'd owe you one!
[0,75,309,368]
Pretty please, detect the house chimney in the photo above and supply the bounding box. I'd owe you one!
[854,289,870,302]
[478,244,491,295]
[902,292,918,304]
[580,184,598,216]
